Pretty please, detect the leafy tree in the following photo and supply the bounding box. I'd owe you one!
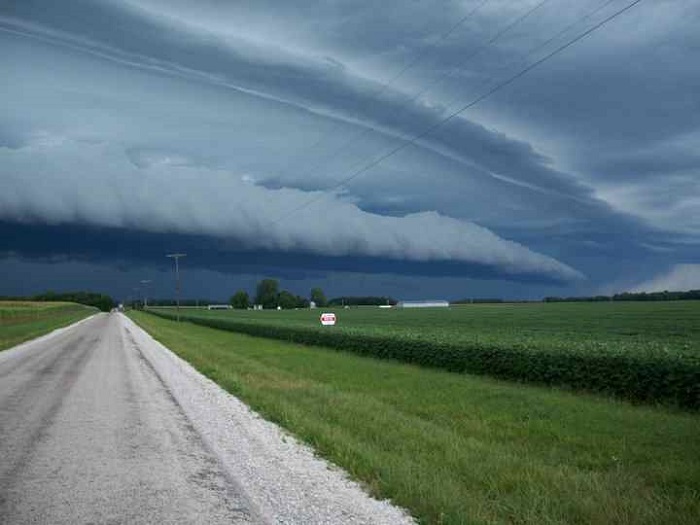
[310,287,327,307]
[230,290,250,309]
[255,279,279,309]
[277,290,298,309]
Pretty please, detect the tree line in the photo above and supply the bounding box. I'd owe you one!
[230,279,326,309]
[544,290,700,302]
[0,291,116,312]
[229,280,398,309]
[134,298,217,308]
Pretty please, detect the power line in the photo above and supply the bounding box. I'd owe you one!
[265,0,492,184]
[523,0,620,62]
[165,253,187,322]
[271,0,644,225]
[360,0,493,95]
[463,0,619,107]
[278,0,550,193]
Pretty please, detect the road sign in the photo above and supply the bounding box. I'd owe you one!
[320,312,336,326]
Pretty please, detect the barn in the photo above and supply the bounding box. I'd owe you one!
[207,304,232,310]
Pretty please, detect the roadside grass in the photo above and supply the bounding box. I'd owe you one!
[0,301,96,350]
[130,311,700,525]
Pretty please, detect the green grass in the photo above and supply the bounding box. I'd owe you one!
[148,302,700,408]
[130,311,700,525]
[0,301,97,350]
[154,301,700,345]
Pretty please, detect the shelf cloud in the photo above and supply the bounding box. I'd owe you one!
[0,137,582,282]
[1,0,697,298]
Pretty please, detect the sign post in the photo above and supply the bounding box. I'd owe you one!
[320,312,337,326]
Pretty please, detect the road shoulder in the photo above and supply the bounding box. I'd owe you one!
[121,313,414,525]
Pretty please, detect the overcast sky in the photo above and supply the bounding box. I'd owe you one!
[1,0,698,301]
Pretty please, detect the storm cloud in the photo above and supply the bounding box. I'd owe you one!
[0,137,581,282]
[631,264,700,293]
[1,0,698,299]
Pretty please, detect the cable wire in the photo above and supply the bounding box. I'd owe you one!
[279,0,551,190]
[271,0,645,225]
[265,0,492,183]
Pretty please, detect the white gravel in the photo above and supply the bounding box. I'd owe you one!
[120,314,415,525]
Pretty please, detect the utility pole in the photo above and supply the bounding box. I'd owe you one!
[140,280,152,309]
[166,253,187,322]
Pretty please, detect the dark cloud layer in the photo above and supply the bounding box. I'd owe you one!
[1,0,698,298]
[0,221,578,284]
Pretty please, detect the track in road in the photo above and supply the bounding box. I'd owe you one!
[0,313,257,524]
[0,313,413,524]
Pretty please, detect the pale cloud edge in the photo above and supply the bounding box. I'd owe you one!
[0,137,583,282]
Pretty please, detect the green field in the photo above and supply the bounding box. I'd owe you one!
[130,311,700,525]
[0,301,97,350]
[154,302,700,344]
[149,302,700,408]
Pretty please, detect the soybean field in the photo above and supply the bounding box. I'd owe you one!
[149,301,700,408]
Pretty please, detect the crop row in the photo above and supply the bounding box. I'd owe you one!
[149,310,699,409]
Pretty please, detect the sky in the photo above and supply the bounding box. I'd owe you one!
[1,0,699,302]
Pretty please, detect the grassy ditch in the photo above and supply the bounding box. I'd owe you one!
[0,301,97,350]
[148,302,700,409]
[130,311,700,525]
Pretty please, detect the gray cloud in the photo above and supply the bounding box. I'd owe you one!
[0,136,582,281]
[0,0,647,235]
[630,264,700,293]
[0,1,604,202]
[1,0,697,295]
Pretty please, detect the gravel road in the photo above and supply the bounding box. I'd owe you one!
[0,313,414,524]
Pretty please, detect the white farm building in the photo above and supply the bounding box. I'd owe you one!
[207,304,232,310]
[396,300,449,308]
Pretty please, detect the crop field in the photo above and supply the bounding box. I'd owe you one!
[148,301,700,408]
[130,310,700,525]
[0,301,97,350]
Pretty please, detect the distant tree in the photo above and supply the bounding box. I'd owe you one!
[32,290,115,312]
[452,298,504,304]
[276,290,296,309]
[230,290,250,309]
[541,290,700,303]
[310,287,327,307]
[255,279,279,309]
[295,295,310,308]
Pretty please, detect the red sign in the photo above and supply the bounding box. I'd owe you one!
[320,312,337,326]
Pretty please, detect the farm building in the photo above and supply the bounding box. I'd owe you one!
[396,300,449,308]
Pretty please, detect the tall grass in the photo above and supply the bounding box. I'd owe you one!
[130,311,700,525]
[0,301,96,350]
